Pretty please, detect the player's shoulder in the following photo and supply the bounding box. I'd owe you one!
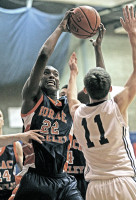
[72,102,84,117]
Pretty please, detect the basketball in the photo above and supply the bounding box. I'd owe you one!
[68,6,101,39]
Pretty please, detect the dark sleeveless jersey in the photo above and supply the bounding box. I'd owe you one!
[67,134,86,175]
[22,94,73,176]
[0,143,17,190]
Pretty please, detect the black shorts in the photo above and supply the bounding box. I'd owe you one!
[14,168,83,200]
[74,174,88,200]
[0,189,13,200]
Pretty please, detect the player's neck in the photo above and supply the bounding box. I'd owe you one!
[90,96,108,104]
[42,89,58,101]
[47,94,57,101]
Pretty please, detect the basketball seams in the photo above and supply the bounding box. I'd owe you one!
[72,32,96,39]
[79,7,96,32]
[69,6,100,39]
[72,33,92,39]
[70,14,93,35]
[94,9,99,31]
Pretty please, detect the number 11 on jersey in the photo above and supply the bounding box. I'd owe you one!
[82,114,109,148]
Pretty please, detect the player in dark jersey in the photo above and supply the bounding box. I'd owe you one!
[0,144,20,200]
[0,110,23,200]
[9,10,83,200]
[60,85,88,199]
[59,24,106,199]
[0,110,43,200]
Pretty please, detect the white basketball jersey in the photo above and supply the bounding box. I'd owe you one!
[73,99,136,181]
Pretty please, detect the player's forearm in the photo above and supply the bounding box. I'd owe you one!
[124,32,136,88]
[40,26,63,59]
[94,45,105,69]
[0,134,21,147]
[67,72,78,107]
[128,32,136,71]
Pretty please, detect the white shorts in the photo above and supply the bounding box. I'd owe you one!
[86,177,136,200]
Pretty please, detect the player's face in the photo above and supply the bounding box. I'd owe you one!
[0,111,4,129]
[60,88,67,97]
[40,66,59,92]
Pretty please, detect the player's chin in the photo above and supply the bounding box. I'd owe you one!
[46,85,57,91]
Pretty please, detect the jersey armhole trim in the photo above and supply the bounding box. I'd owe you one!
[21,95,43,117]
[0,146,6,156]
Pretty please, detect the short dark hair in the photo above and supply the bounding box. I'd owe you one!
[84,67,111,100]
[61,84,68,89]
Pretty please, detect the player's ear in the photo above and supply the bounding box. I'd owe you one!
[109,86,112,92]
[83,87,87,94]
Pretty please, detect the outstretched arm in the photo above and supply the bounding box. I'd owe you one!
[22,11,72,114]
[90,23,106,69]
[77,24,106,104]
[0,130,44,147]
[114,6,136,115]
[67,52,80,119]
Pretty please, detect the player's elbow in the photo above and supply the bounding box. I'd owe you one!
[40,46,52,60]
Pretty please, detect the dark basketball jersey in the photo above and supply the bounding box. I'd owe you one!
[21,94,73,176]
[67,132,88,199]
[67,133,86,175]
[0,143,17,191]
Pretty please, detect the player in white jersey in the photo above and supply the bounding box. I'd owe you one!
[67,5,136,200]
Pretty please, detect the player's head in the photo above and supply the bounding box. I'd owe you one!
[0,110,4,130]
[60,84,68,97]
[84,67,111,100]
[39,66,59,94]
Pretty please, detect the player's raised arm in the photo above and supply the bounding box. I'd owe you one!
[114,5,136,114]
[77,24,106,103]
[67,52,80,119]
[90,23,106,69]
[21,11,71,114]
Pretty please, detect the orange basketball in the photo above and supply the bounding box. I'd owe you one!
[68,6,101,39]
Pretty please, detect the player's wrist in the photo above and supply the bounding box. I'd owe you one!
[94,44,101,49]
[70,70,78,76]
[57,24,65,32]
[128,30,136,36]
[15,133,23,142]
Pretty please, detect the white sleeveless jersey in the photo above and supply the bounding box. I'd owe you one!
[73,99,136,181]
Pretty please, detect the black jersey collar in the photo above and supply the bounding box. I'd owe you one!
[86,100,107,107]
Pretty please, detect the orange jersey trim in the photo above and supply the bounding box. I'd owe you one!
[21,95,43,117]
[8,176,22,200]
[48,96,62,107]
[15,175,22,185]
[0,146,6,156]
[63,134,73,172]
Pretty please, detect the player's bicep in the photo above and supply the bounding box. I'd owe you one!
[16,142,23,171]
[22,77,40,99]
[114,71,136,112]
[114,85,136,113]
